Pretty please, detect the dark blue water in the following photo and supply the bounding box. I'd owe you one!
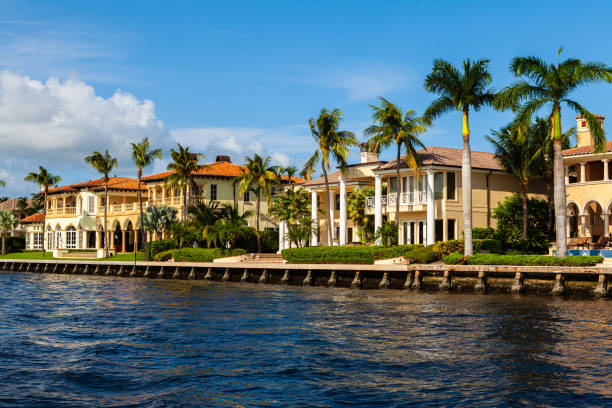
[0,272,610,407]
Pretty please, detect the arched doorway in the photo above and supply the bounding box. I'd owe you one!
[113,223,122,253]
[125,220,134,252]
[583,200,604,239]
[567,202,580,238]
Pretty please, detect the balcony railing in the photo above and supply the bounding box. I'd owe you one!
[365,192,427,208]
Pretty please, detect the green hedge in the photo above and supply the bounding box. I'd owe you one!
[145,239,178,259]
[432,239,502,258]
[443,253,603,266]
[281,244,435,265]
[171,248,246,262]
[154,250,174,262]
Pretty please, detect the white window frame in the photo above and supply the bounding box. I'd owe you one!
[66,227,77,249]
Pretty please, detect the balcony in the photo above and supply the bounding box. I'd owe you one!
[365,192,427,208]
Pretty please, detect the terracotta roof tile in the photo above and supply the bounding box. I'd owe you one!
[142,161,245,182]
[563,141,612,157]
[21,213,43,223]
[0,198,32,211]
[47,177,144,194]
[377,146,504,171]
[300,171,342,186]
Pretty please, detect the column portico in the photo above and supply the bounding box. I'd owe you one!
[311,190,318,246]
[426,169,435,245]
[580,162,586,183]
[604,213,610,238]
[603,159,609,181]
[374,174,382,244]
[278,222,285,253]
[339,176,347,246]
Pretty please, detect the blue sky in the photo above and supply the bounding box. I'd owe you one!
[1,0,612,196]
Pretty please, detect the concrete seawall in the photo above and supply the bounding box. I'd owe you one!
[1,260,610,298]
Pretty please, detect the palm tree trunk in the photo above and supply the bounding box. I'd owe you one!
[552,108,567,257]
[462,108,473,255]
[322,161,333,246]
[41,190,47,256]
[104,183,109,258]
[545,174,554,233]
[256,191,261,253]
[521,182,528,237]
[395,142,401,229]
[138,173,146,259]
[2,233,6,255]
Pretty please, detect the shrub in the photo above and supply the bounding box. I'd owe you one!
[281,244,429,265]
[443,253,465,264]
[154,250,174,262]
[443,253,602,266]
[170,248,246,262]
[432,239,501,258]
[472,227,495,239]
[260,230,279,253]
[409,245,438,264]
[145,239,178,259]
[374,221,398,247]
[5,236,25,253]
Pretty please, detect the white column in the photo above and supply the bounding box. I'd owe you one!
[426,169,435,245]
[374,174,382,244]
[283,221,290,249]
[311,190,318,246]
[278,222,285,253]
[603,159,609,181]
[580,162,586,183]
[580,214,586,237]
[604,213,610,238]
[329,192,335,245]
[339,177,347,245]
[354,223,361,243]
[564,166,570,184]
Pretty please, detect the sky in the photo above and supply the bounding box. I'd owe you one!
[1,0,612,197]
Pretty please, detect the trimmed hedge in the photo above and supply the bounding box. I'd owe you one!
[281,244,435,265]
[170,248,246,262]
[145,239,178,259]
[154,250,174,262]
[432,239,502,258]
[443,253,603,267]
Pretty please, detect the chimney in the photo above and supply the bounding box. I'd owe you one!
[576,114,605,147]
[360,143,379,163]
[215,155,231,163]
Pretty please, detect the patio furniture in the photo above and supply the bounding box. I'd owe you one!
[569,237,588,249]
[593,236,609,250]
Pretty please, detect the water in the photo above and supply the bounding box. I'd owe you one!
[0,272,610,407]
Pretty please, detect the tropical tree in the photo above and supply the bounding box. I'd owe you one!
[494,48,612,256]
[269,186,314,246]
[364,97,427,229]
[16,197,29,214]
[487,123,544,236]
[131,137,163,259]
[143,205,178,240]
[234,154,279,252]
[24,166,61,256]
[188,201,225,230]
[346,187,375,243]
[0,196,8,203]
[30,193,44,214]
[373,220,398,247]
[165,143,200,229]
[423,58,495,255]
[205,207,254,250]
[84,150,118,258]
[302,108,358,245]
[279,165,298,184]
[0,210,17,255]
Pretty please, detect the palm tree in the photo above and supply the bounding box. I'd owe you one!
[143,205,178,241]
[24,166,61,256]
[234,154,278,252]
[84,150,118,258]
[487,123,544,236]
[205,206,254,250]
[188,201,225,230]
[302,108,358,245]
[364,97,427,229]
[423,58,495,255]
[281,165,298,184]
[0,210,17,255]
[165,143,200,228]
[16,197,29,213]
[494,48,612,256]
[131,137,162,258]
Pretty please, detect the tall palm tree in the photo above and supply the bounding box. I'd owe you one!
[131,137,162,258]
[16,197,29,213]
[0,210,17,255]
[423,58,495,255]
[235,154,278,253]
[85,150,118,258]
[494,48,612,256]
[24,166,61,256]
[364,97,427,229]
[487,123,544,236]
[165,143,200,228]
[302,108,358,246]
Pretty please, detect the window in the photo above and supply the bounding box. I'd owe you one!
[66,226,77,249]
[389,177,398,193]
[243,190,250,202]
[335,193,340,211]
[446,172,456,200]
[33,233,43,249]
[401,177,407,193]
[447,219,456,240]
[88,196,96,213]
[434,172,444,200]
[210,184,217,201]
[435,219,443,242]
[418,175,424,192]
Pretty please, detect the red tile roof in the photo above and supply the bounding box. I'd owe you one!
[21,213,44,223]
[563,141,612,157]
[0,198,32,211]
[47,177,145,195]
[301,171,342,187]
[377,146,503,171]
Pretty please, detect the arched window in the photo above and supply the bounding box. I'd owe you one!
[46,226,54,250]
[66,226,77,249]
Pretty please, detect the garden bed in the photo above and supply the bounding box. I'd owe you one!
[443,253,603,267]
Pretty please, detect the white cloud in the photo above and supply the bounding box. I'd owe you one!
[0,71,170,196]
[171,125,310,167]
[310,65,412,102]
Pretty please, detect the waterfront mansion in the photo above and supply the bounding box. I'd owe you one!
[21,156,286,255]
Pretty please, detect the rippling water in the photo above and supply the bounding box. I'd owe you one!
[0,271,610,407]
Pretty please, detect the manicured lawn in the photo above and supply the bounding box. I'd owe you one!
[0,252,148,262]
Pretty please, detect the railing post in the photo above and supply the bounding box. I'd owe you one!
[551,273,565,296]
[410,270,423,290]
[511,272,524,294]
[258,269,269,284]
[130,265,138,277]
[105,265,113,276]
[439,268,452,291]
[327,270,337,287]
[157,266,165,279]
[204,267,213,280]
[350,270,362,289]
[188,267,196,280]
[404,269,414,289]
[302,270,313,286]
[378,271,390,288]
[172,267,181,279]
[117,265,125,276]
[221,268,231,281]
[280,269,290,284]
[474,270,487,294]
[143,266,151,278]
[240,268,251,282]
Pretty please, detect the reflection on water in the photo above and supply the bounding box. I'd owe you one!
[0,271,610,407]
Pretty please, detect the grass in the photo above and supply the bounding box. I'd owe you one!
[0,252,147,262]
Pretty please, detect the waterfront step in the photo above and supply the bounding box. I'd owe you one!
[248,254,283,263]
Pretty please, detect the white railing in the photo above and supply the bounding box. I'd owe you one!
[365,192,427,208]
